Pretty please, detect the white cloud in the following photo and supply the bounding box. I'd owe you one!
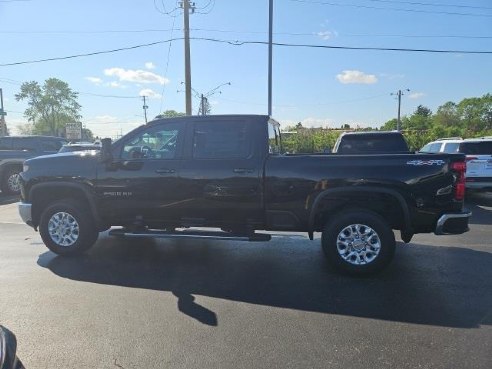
[85,77,102,85]
[106,81,126,89]
[104,67,169,85]
[317,30,337,40]
[336,70,378,84]
[93,115,119,124]
[409,92,425,99]
[145,62,156,70]
[139,88,162,99]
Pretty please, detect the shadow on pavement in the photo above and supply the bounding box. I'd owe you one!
[37,234,492,329]
[466,192,492,225]
[0,193,19,206]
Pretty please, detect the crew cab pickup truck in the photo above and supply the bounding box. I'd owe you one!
[0,136,67,194]
[17,115,471,274]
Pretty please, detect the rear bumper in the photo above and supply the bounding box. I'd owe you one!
[18,202,33,227]
[435,210,472,235]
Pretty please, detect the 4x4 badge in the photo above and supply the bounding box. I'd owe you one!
[407,160,445,166]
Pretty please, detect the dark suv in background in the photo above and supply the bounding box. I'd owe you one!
[0,136,67,195]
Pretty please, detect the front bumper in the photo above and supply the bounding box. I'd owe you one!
[435,211,472,235]
[18,202,33,227]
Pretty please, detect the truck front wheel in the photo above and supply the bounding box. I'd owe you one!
[322,209,395,275]
[39,200,99,256]
[1,167,22,195]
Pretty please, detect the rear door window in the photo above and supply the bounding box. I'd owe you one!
[12,138,38,152]
[459,141,492,155]
[0,137,12,150]
[442,142,460,153]
[193,121,250,159]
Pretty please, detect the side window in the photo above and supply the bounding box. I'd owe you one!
[41,140,64,152]
[268,122,281,155]
[121,123,181,160]
[12,138,38,152]
[193,121,250,159]
[443,143,459,153]
[0,137,11,150]
[420,143,431,152]
[421,142,441,153]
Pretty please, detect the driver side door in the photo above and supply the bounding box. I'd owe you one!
[96,121,185,225]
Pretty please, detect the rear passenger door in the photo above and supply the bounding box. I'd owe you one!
[178,118,263,229]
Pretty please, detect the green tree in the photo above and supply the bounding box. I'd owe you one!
[15,78,82,136]
[457,94,492,133]
[155,110,185,119]
[381,118,398,131]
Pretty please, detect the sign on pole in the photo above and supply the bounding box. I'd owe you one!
[65,122,82,141]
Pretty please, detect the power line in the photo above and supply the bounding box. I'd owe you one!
[1,37,491,67]
[0,38,183,66]
[78,92,139,99]
[367,0,492,11]
[0,77,140,98]
[1,27,490,40]
[289,0,492,17]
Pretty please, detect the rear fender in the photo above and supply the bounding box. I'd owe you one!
[308,187,412,234]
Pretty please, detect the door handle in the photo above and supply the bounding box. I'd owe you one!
[155,169,176,174]
[233,168,254,174]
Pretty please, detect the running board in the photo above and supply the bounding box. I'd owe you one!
[109,228,272,242]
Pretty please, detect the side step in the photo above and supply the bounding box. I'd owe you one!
[108,228,272,242]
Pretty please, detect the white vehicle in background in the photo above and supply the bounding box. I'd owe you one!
[420,137,492,191]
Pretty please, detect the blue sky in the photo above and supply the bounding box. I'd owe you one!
[1,0,491,138]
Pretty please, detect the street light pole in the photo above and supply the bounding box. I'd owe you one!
[391,89,410,131]
[268,0,273,116]
[182,0,193,116]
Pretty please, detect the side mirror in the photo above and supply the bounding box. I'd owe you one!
[100,138,113,163]
[0,326,24,369]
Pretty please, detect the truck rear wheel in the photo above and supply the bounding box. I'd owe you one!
[321,209,395,275]
[39,199,99,256]
[1,167,22,195]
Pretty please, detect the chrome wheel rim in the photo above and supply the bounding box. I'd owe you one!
[48,212,80,247]
[7,173,20,193]
[336,224,381,265]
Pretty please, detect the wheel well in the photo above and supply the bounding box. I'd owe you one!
[0,163,23,178]
[313,192,407,232]
[31,186,90,227]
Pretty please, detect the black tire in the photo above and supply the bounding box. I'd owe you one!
[39,199,99,256]
[321,209,396,275]
[1,167,22,195]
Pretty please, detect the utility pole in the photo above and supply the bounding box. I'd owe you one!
[268,0,273,116]
[391,89,410,131]
[0,88,7,136]
[200,94,205,116]
[142,96,148,123]
[181,0,195,116]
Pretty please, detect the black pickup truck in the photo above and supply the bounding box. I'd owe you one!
[17,115,471,274]
[0,136,67,194]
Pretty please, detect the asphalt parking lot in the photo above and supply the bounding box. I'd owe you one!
[0,192,491,369]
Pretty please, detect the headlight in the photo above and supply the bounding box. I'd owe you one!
[23,164,29,172]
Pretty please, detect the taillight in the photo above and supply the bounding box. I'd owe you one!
[450,161,466,201]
